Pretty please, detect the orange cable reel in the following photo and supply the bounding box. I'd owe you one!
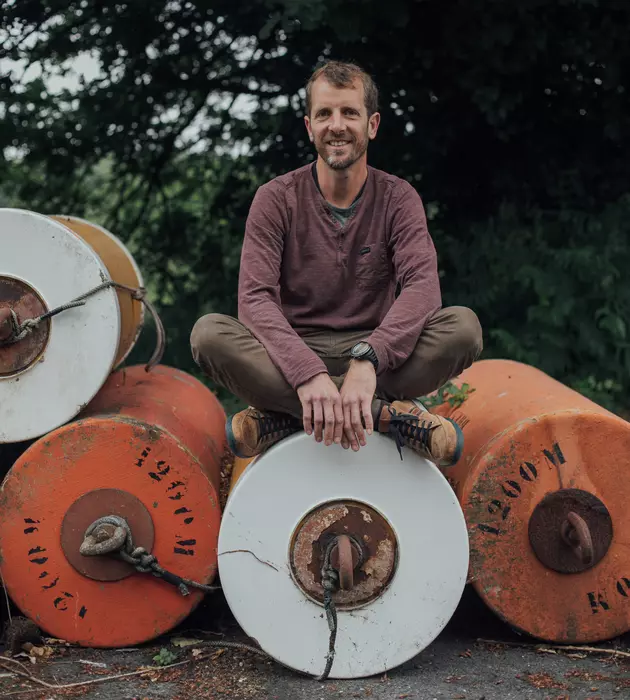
[431,359,630,643]
[0,365,226,647]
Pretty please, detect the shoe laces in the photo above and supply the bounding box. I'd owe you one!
[254,412,298,442]
[387,406,432,460]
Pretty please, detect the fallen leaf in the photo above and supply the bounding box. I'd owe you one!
[43,637,70,646]
[171,637,201,648]
[520,673,568,690]
[192,649,203,658]
[23,644,53,660]
[566,653,587,659]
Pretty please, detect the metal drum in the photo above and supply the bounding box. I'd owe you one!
[0,364,226,647]
[0,208,120,443]
[50,215,144,368]
[219,433,469,679]
[432,359,630,643]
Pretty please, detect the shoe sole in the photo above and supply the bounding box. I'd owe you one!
[225,415,249,459]
[442,418,464,467]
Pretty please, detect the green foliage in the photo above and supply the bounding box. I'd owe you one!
[2,0,630,414]
[152,647,178,666]
[421,382,476,410]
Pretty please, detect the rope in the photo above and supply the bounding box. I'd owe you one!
[0,280,165,372]
[317,539,340,682]
[79,515,218,596]
[81,516,342,682]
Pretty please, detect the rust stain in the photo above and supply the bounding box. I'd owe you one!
[290,501,398,609]
[0,276,50,378]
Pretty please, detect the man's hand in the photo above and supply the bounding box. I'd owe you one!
[340,360,377,451]
[296,373,344,446]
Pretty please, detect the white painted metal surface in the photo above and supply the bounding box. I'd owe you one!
[218,432,469,679]
[0,209,120,443]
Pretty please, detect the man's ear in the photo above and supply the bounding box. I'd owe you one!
[368,112,381,140]
[304,115,314,142]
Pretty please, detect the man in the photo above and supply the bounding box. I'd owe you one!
[191,60,482,465]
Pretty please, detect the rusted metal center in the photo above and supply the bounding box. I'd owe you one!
[290,500,398,609]
[0,276,50,377]
[61,488,154,582]
[528,488,613,574]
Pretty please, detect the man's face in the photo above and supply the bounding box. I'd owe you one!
[304,77,380,170]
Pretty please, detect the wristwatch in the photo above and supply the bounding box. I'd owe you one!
[350,341,379,371]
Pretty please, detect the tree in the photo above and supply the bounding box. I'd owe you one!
[2,0,629,410]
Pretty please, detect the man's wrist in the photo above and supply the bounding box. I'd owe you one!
[349,358,376,374]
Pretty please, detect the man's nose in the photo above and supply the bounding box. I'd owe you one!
[330,111,345,132]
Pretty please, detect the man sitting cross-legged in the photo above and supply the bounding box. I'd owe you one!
[191,61,483,465]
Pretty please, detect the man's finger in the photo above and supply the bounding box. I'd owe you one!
[312,399,324,442]
[351,402,365,446]
[362,397,374,435]
[302,397,313,436]
[323,398,335,446]
[344,403,359,452]
[333,397,344,445]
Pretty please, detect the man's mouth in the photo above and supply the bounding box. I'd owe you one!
[328,140,350,147]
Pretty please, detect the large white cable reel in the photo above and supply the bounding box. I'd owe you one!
[218,432,470,679]
[0,209,120,443]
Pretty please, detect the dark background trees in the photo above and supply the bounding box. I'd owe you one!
[2,0,629,411]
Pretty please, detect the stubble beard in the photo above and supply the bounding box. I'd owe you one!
[318,132,369,171]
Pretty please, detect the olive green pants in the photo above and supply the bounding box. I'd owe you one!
[190,306,483,418]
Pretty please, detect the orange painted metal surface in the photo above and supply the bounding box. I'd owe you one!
[230,455,255,492]
[0,365,226,647]
[433,359,630,643]
[50,215,144,367]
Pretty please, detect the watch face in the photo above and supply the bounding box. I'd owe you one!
[352,342,370,356]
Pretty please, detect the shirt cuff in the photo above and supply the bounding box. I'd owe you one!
[366,338,390,376]
[287,358,329,390]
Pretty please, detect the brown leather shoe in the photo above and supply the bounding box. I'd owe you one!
[376,399,464,467]
[226,407,302,458]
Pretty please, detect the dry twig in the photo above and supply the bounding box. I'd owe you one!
[0,653,198,694]
[477,638,630,659]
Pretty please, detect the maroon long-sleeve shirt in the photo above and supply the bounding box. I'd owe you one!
[238,163,442,389]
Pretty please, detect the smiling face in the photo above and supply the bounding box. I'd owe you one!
[304,76,380,171]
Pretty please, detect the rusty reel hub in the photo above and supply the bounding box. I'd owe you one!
[290,500,397,608]
[61,488,155,582]
[528,488,613,574]
[0,276,51,378]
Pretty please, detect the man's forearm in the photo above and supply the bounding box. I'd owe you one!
[239,294,328,390]
[367,284,441,374]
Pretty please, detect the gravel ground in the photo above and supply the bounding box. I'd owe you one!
[2,587,630,700]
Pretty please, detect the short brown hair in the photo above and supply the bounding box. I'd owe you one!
[305,61,379,117]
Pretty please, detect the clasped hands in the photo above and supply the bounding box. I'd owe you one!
[296,361,377,451]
